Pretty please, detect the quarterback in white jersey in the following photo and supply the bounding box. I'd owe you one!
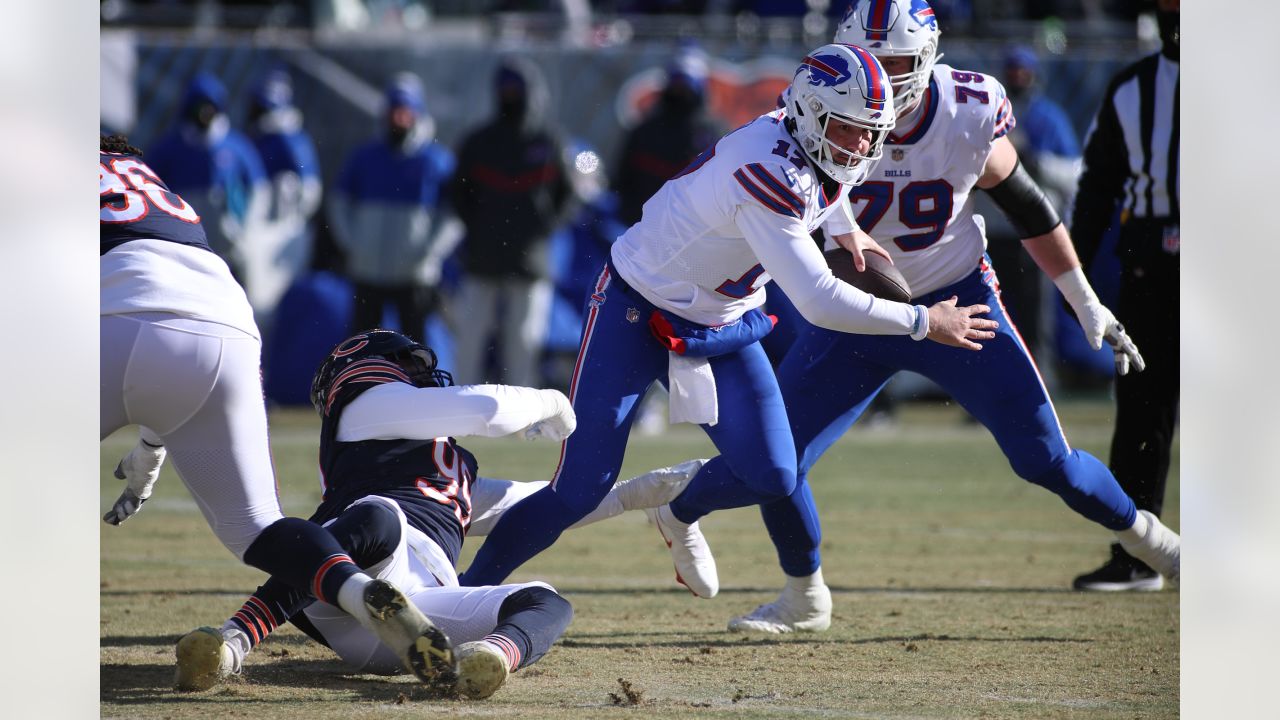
[722,0,1179,636]
[460,43,998,591]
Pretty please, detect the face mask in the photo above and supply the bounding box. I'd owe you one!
[1157,10,1179,61]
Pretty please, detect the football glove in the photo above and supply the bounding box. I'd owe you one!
[104,440,166,525]
[523,389,576,442]
[1054,267,1146,376]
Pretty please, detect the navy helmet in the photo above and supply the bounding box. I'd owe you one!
[310,329,451,415]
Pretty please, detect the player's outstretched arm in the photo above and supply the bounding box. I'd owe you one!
[337,383,575,442]
[979,136,1144,374]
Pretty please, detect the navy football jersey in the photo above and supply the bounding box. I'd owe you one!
[312,360,477,566]
[100,152,211,255]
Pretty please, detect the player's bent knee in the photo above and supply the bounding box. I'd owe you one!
[740,464,798,502]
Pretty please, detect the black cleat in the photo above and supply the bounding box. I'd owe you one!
[1072,543,1164,592]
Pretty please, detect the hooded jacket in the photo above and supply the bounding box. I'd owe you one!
[450,58,574,280]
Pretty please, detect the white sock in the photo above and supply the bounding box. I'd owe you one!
[783,567,825,596]
[218,624,250,672]
[1116,510,1149,546]
[334,573,375,626]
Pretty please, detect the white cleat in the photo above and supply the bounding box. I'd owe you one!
[645,504,718,598]
[1118,510,1180,585]
[362,579,457,687]
[454,641,510,700]
[614,458,708,511]
[728,583,833,634]
[174,627,238,691]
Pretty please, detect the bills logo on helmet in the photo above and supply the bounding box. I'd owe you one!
[909,0,936,28]
[800,53,853,87]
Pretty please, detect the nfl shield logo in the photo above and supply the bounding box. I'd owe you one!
[891,148,905,162]
[626,307,640,323]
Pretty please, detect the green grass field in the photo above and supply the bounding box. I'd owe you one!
[101,399,1178,719]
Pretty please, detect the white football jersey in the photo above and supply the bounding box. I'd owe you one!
[611,110,855,327]
[843,64,1016,296]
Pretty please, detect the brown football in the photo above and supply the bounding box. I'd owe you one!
[824,247,912,303]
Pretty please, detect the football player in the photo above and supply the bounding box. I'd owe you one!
[725,0,1178,634]
[102,136,456,687]
[173,330,707,698]
[459,44,998,593]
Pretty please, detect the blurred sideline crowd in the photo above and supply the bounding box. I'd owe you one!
[117,32,1127,418]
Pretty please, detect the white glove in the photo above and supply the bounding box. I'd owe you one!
[1053,267,1146,376]
[104,440,166,525]
[523,389,576,442]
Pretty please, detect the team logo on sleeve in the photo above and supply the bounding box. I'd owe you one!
[800,53,853,88]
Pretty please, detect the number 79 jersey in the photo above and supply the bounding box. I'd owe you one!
[846,64,1016,296]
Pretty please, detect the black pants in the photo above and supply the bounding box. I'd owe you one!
[1110,219,1180,516]
[350,282,438,341]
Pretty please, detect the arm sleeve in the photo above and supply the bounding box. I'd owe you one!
[1070,85,1129,270]
[737,202,920,336]
[336,382,565,442]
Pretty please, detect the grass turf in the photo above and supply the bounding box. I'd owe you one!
[101,399,1178,719]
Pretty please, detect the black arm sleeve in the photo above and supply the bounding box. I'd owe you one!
[1071,83,1130,271]
[984,158,1062,239]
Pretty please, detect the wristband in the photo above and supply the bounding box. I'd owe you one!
[909,304,929,341]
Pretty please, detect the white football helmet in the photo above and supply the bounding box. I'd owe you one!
[784,43,895,186]
[834,0,942,114]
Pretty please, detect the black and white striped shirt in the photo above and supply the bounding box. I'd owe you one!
[1071,51,1179,262]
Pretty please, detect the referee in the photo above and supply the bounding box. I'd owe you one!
[1070,0,1180,591]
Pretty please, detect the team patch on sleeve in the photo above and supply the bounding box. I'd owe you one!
[733,163,805,219]
[992,95,1016,140]
[324,359,411,414]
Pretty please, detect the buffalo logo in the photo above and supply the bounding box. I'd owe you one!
[801,54,852,87]
[909,0,937,29]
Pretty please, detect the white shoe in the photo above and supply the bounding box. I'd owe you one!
[174,627,238,691]
[362,579,457,687]
[645,504,718,598]
[728,583,833,634]
[613,458,708,511]
[454,641,510,699]
[1118,510,1180,585]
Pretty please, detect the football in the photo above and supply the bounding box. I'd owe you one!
[824,247,912,303]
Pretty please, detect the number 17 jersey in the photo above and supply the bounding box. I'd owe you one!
[846,64,1016,296]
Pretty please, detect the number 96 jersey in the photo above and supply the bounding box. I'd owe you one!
[844,64,1016,296]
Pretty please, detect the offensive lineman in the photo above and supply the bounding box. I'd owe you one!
[726,0,1179,634]
[460,44,998,592]
[175,330,707,698]
[100,135,454,687]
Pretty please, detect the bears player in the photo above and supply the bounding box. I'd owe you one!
[724,0,1179,634]
[100,135,455,687]
[174,330,707,698]
[459,44,999,592]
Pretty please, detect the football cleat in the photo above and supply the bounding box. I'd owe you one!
[1073,543,1164,592]
[362,579,457,687]
[727,583,833,634]
[1117,510,1179,586]
[454,641,510,700]
[613,458,708,512]
[645,504,718,598]
[174,626,238,691]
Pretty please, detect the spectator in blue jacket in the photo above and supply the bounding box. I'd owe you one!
[148,72,269,285]
[244,68,323,326]
[329,72,459,340]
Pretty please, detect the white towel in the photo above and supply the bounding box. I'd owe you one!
[667,352,718,426]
